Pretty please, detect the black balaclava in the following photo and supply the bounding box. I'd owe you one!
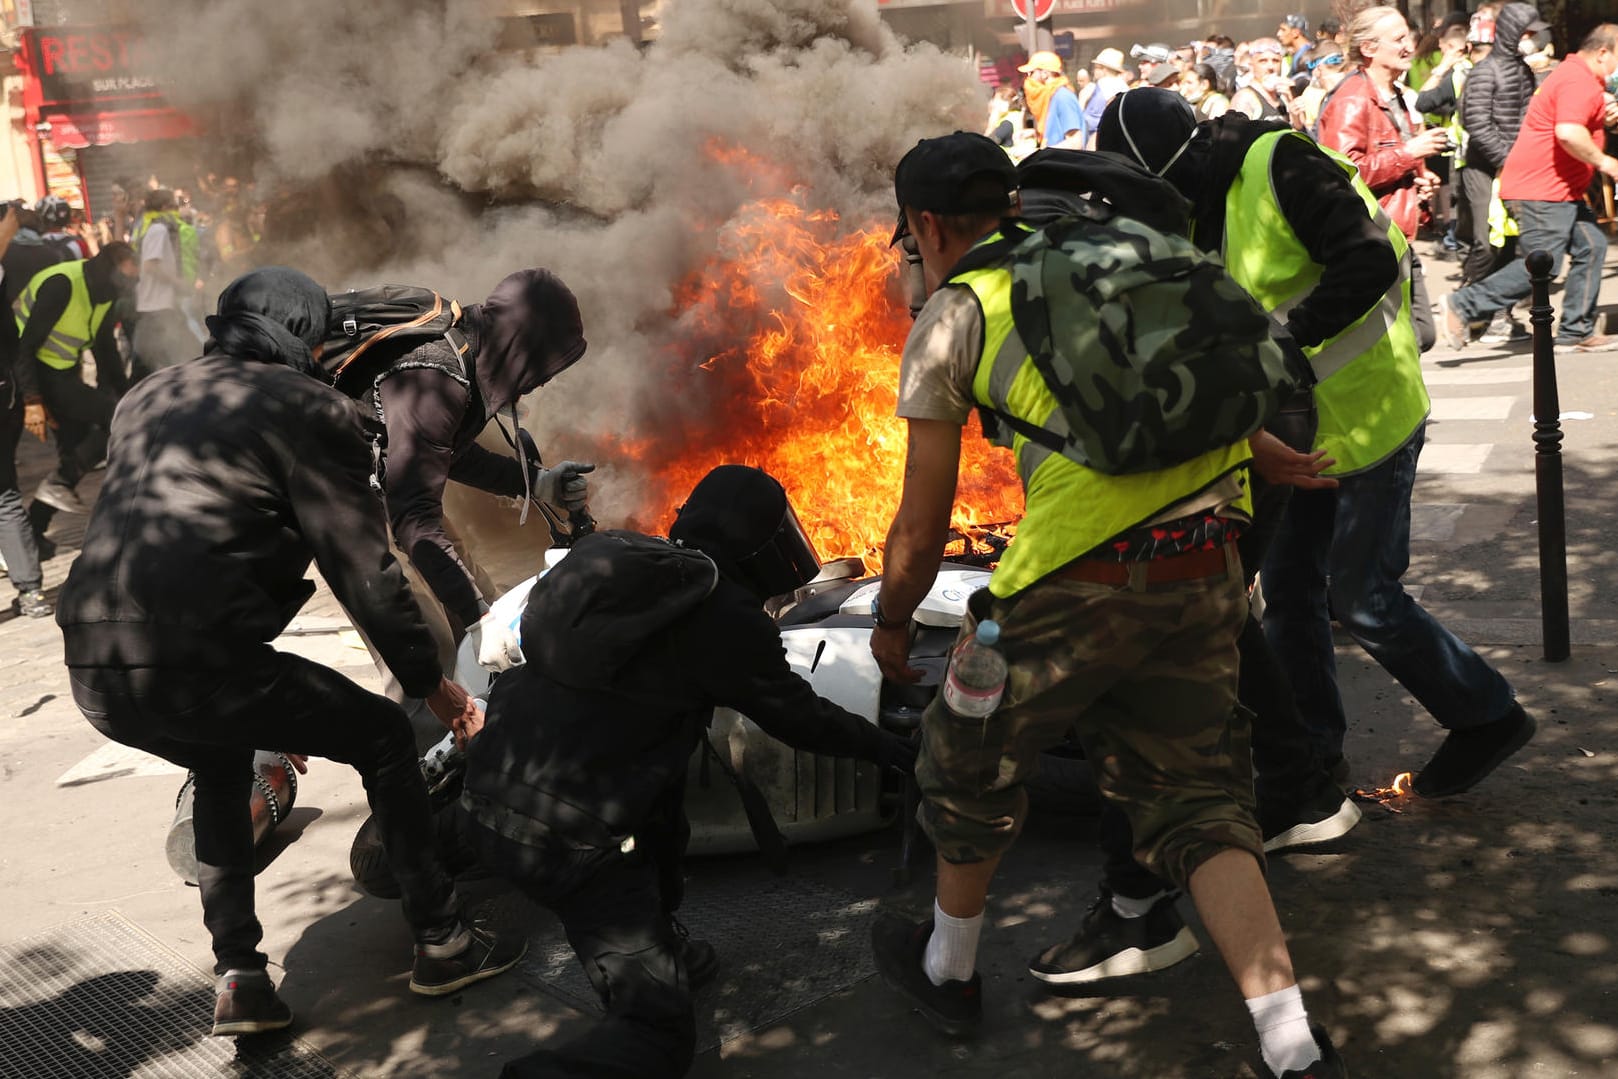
[204,266,332,378]
[1096,87,1202,192]
[465,268,589,415]
[668,465,821,602]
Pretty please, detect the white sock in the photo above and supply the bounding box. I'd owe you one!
[1246,984,1317,1075]
[1110,890,1167,919]
[922,899,982,986]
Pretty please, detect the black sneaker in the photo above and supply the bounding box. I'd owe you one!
[1261,781,1362,854]
[211,969,293,1036]
[1258,1022,1347,1079]
[1413,704,1536,798]
[15,589,52,619]
[1028,889,1198,985]
[870,913,982,1037]
[409,924,528,997]
[672,917,720,990]
[682,938,720,990]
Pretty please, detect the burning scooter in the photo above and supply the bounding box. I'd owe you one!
[347,514,1099,897]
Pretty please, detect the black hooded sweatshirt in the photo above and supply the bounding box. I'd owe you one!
[462,530,893,850]
[57,359,440,694]
[370,269,587,630]
[1459,3,1540,175]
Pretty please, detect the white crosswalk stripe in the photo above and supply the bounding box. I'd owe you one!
[1428,395,1518,421]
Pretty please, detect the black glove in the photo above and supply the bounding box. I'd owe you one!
[876,730,920,774]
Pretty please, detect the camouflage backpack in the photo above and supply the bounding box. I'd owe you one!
[958,209,1309,475]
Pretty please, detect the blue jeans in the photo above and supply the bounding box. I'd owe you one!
[1451,199,1608,342]
[0,391,44,594]
[1262,425,1516,763]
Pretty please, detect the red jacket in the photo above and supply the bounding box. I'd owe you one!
[1316,70,1434,239]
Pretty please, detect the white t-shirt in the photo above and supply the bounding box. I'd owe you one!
[136,220,177,313]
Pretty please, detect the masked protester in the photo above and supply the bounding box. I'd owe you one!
[345,268,594,743]
[452,465,915,1079]
[57,267,527,1040]
[1102,90,1533,805]
[13,242,138,520]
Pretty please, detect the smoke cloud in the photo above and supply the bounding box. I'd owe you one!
[145,0,986,577]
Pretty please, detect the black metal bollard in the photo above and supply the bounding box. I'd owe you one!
[1526,250,1570,662]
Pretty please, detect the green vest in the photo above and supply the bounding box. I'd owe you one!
[132,210,200,284]
[947,245,1253,599]
[1221,130,1429,476]
[14,260,113,371]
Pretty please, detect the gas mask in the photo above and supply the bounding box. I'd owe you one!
[901,234,927,320]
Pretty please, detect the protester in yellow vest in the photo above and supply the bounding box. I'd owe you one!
[1008,136,1364,1007]
[866,131,1345,1079]
[13,242,138,516]
[1102,90,1532,808]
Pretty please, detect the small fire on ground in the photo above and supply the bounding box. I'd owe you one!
[604,145,1022,570]
[1352,771,1416,813]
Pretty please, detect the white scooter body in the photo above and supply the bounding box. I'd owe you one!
[453,552,990,854]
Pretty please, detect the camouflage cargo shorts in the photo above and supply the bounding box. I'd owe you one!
[916,546,1262,888]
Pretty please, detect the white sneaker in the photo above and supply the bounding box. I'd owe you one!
[1478,315,1530,344]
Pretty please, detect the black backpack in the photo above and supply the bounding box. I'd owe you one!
[322,285,472,395]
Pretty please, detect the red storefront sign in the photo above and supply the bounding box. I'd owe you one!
[17,27,196,148]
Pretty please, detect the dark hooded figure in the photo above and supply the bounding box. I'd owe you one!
[455,465,916,1079]
[352,268,594,737]
[56,266,526,1040]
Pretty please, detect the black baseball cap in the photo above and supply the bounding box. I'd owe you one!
[1281,13,1308,31]
[891,131,1017,246]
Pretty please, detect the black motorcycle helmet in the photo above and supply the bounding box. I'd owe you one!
[668,465,821,602]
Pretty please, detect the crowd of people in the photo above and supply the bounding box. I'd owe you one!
[0,170,267,621]
[4,6,1615,1079]
[985,5,1618,347]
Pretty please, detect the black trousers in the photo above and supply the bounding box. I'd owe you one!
[36,364,115,487]
[1102,407,1324,899]
[469,821,695,1079]
[1458,165,1511,289]
[69,649,460,974]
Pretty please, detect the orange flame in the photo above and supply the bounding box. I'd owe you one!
[601,181,1020,569]
[1352,770,1418,813]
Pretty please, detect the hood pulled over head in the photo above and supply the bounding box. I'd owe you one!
[464,268,588,415]
[1096,88,1198,181]
[668,465,821,603]
[205,266,331,378]
[1492,4,1541,53]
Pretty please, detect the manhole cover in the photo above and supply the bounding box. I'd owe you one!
[0,911,348,1078]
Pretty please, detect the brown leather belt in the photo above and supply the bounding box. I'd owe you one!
[1054,543,1236,587]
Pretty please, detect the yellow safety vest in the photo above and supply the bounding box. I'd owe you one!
[1446,60,1472,169]
[1221,130,1429,476]
[946,246,1253,599]
[14,260,113,371]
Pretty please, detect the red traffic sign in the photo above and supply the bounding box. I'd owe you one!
[1011,0,1056,19]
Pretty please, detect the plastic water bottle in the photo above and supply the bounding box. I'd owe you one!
[941,620,1007,719]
